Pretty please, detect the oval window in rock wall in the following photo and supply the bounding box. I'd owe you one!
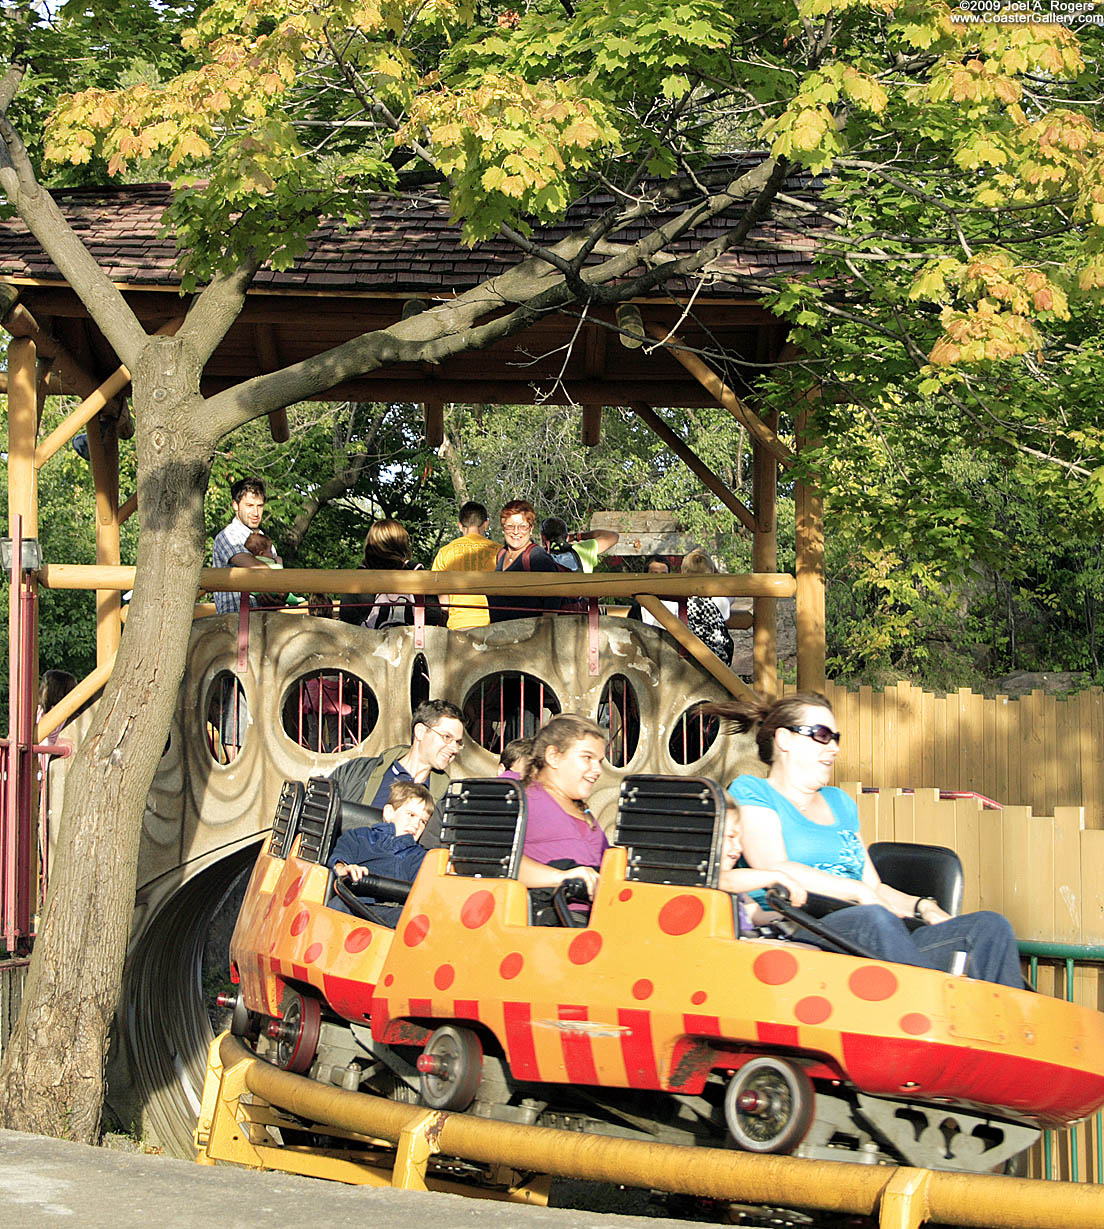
[598,674,640,768]
[463,672,561,756]
[205,670,248,765]
[281,670,378,754]
[410,653,431,713]
[668,703,721,766]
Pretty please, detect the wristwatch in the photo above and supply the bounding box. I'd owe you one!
[914,896,937,919]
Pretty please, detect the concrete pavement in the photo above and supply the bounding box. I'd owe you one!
[0,1129,738,1228]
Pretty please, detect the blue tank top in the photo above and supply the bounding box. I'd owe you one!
[728,775,866,881]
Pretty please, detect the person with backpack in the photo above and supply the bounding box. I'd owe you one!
[338,518,444,629]
[487,500,562,622]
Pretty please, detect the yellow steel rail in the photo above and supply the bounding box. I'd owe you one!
[197,1033,1104,1228]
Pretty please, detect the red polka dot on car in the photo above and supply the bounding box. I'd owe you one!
[849,965,899,1001]
[632,979,654,1000]
[658,895,705,936]
[434,964,455,991]
[753,949,799,985]
[344,928,373,953]
[403,914,431,947]
[568,930,603,964]
[795,995,832,1025]
[499,952,524,979]
[290,909,310,936]
[460,890,495,929]
[303,942,323,964]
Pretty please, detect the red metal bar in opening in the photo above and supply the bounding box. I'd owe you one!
[3,513,37,949]
[413,597,425,650]
[3,515,22,947]
[497,677,504,753]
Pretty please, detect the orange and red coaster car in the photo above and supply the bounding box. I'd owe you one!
[224,775,1104,1173]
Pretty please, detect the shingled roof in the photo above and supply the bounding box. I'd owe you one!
[0,162,824,405]
[0,169,821,296]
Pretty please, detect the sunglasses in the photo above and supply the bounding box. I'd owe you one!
[786,724,841,746]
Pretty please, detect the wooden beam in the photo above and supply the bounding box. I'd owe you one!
[752,408,779,698]
[119,491,138,524]
[644,323,794,469]
[581,404,602,448]
[34,366,132,468]
[7,337,39,540]
[3,301,124,419]
[795,408,826,691]
[254,322,290,443]
[83,413,122,663]
[584,321,606,377]
[637,595,756,701]
[631,401,757,534]
[423,401,445,449]
[40,564,798,600]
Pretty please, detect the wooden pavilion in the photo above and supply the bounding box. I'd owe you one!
[0,177,827,708]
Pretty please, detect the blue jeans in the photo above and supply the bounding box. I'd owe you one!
[800,905,1024,988]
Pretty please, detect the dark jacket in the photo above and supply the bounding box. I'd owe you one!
[329,746,451,810]
[328,821,427,923]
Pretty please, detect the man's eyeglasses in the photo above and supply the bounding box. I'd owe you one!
[429,726,463,748]
[786,724,841,746]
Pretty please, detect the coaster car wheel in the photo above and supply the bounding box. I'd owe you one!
[417,1025,483,1110]
[724,1057,815,1154]
[266,990,322,1074]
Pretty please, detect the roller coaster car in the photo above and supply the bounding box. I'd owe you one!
[225,774,1104,1174]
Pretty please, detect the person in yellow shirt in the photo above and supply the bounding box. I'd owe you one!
[431,501,501,629]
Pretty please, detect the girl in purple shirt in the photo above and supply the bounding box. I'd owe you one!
[518,715,610,902]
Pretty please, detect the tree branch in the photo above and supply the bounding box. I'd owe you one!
[203,158,788,435]
[0,67,146,370]
[176,261,262,366]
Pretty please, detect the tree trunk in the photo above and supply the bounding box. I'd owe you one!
[0,341,213,1141]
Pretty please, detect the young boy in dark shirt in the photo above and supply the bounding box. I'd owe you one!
[328,780,433,924]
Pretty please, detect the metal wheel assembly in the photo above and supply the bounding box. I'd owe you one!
[416,1025,483,1110]
[724,1057,815,1154]
[266,990,322,1074]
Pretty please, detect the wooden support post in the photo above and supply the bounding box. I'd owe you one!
[581,404,602,448]
[7,337,39,541]
[83,414,122,663]
[795,409,826,691]
[423,401,445,449]
[254,323,290,443]
[753,410,779,698]
[631,402,757,533]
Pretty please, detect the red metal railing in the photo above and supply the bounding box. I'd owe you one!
[2,515,38,951]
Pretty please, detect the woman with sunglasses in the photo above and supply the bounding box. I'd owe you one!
[703,691,1023,987]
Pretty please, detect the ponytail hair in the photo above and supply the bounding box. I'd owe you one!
[699,691,833,766]
[523,714,606,784]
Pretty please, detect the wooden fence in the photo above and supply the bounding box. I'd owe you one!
[820,681,1104,831]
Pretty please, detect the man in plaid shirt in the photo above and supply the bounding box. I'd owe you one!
[212,477,271,614]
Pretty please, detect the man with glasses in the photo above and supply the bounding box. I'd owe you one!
[329,699,465,821]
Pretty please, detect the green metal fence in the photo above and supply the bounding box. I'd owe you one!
[1020,940,1104,1184]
